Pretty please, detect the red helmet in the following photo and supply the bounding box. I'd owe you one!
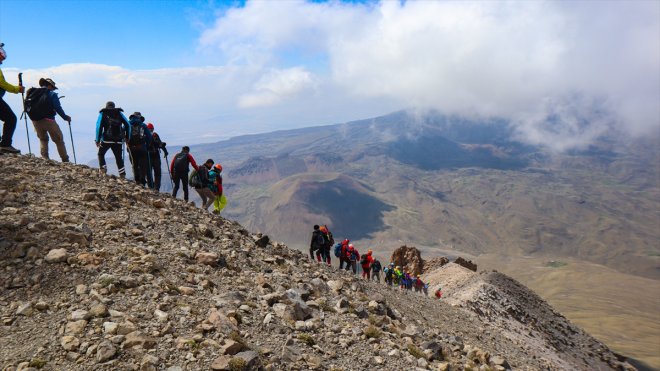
[146,123,154,130]
[214,164,223,172]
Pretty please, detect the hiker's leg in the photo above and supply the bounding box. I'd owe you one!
[203,189,215,210]
[151,154,161,190]
[217,194,227,211]
[32,119,51,159]
[181,175,189,201]
[46,120,69,162]
[130,150,141,184]
[0,99,17,147]
[109,143,125,177]
[172,175,180,198]
[98,143,110,172]
[138,151,149,186]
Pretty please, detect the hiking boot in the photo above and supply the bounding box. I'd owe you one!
[119,173,126,179]
[0,145,20,154]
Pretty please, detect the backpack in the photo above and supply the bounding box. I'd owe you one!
[189,169,202,188]
[360,255,368,265]
[173,152,190,174]
[128,123,146,146]
[104,114,126,142]
[312,230,324,249]
[25,88,53,121]
[326,231,334,246]
[334,243,342,257]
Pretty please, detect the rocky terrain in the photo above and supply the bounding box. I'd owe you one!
[0,154,637,370]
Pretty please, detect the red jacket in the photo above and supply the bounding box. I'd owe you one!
[170,153,199,175]
[346,248,360,262]
[361,254,374,269]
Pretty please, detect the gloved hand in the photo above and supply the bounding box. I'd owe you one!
[64,115,72,122]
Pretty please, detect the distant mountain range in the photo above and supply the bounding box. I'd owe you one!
[192,110,659,280]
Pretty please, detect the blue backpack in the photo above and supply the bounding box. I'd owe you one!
[334,243,342,257]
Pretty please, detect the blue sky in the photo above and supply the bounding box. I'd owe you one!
[0,0,658,161]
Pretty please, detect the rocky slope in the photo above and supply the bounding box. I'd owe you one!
[0,154,636,370]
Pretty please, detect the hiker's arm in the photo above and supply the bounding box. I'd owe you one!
[216,176,223,196]
[95,113,104,143]
[121,113,131,140]
[188,154,199,171]
[0,69,21,94]
[50,93,69,120]
[144,125,153,146]
[170,156,175,174]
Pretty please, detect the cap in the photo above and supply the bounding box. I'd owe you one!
[147,123,154,130]
[105,101,116,109]
[130,112,145,122]
[39,78,58,89]
[214,163,223,172]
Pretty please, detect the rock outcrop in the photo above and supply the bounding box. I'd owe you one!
[0,155,636,370]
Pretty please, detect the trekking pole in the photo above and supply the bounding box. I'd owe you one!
[17,73,32,155]
[67,120,77,164]
[164,153,174,188]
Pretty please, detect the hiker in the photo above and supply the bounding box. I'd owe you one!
[345,244,360,274]
[371,258,382,282]
[394,266,403,287]
[309,225,325,261]
[0,42,24,154]
[320,225,334,265]
[208,163,226,214]
[413,275,425,293]
[170,146,199,202]
[360,250,374,279]
[27,78,71,162]
[434,288,442,299]
[190,159,215,210]
[404,271,413,290]
[126,112,153,187]
[338,239,350,269]
[95,101,130,178]
[383,263,394,286]
[146,123,168,190]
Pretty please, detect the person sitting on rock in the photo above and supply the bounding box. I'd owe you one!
[360,249,374,279]
[345,244,360,274]
[371,258,382,283]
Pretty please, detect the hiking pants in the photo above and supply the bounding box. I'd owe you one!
[149,151,161,190]
[195,187,215,210]
[345,260,357,274]
[129,148,150,187]
[362,267,371,279]
[32,118,69,161]
[309,246,318,261]
[323,246,332,265]
[98,142,126,177]
[0,98,17,147]
[213,194,227,213]
[172,173,189,201]
[372,271,380,283]
[339,257,349,270]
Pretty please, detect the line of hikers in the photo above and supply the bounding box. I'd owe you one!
[310,225,432,295]
[0,42,226,214]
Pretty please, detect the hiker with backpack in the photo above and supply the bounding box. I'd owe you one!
[146,123,168,191]
[337,239,350,270]
[95,101,130,178]
[371,258,382,282]
[0,43,24,154]
[25,78,72,162]
[127,112,153,187]
[309,225,326,262]
[170,146,199,202]
[360,250,374,279]
[320,225,334,265]
[190,159,215,210]
[413,274,425,293]
[394,266,403,287]
[383,263,395,286]
[208,163,226,214]
[345,244,360,274]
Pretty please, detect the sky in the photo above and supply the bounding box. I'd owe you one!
[0,0,658,161]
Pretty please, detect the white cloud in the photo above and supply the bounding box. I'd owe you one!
[198,0,660,151]
[238,67,317,108]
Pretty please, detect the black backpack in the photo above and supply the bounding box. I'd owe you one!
[103,113,125,142]
[189,169,202,188]
[128,123,146,146]
[173,152,190,174]
[360,255,368,265]
[25,88,53,121]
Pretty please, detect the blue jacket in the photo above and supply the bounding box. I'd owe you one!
[44,90,68,120]
[95,108,130,143]
[127,117,153,152]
